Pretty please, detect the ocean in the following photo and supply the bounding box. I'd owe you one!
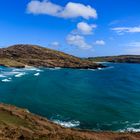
[0,63,140,132]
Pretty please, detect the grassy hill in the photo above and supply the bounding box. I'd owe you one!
[87,55,140,63]
[0,44,104,69]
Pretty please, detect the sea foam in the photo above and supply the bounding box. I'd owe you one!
[15,72,26,77]
[1,78,11,82]
[0,74,6,78]
[53,120,80,128]
[119,127,140,132]
[34,73,40,76]
[24,67,43,72]
[48,67,61,70]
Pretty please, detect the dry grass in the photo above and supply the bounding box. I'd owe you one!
[0,104,140,140]
[0,58,25,67]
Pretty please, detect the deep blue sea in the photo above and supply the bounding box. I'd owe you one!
[0,63,140,132]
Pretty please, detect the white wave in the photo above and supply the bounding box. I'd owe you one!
[34,73,40,76]
[11,66,42,72]
[98,68,103,70]
[47,68,56,70]
[24,67,43,72]
[36,69,43,72]
[87,68,95,71]
[105,66,114,70]
[0,74,6,78]
[1,78,11,82]
[131,122,140,126]
[96,62,110,64]
[1,67,43,78]
[97,66,114,71]
[48,67,61,70]
[53,120,80,128]
[12,67,43,75]
[126,128,140,132]
[55,67,61,70]
[117,121,140,132]
[119,127,140,132]
[12,69,21,72]
[24,68,38,71]
[86,67,104,71]
[79,68,96,71]
[15,72,26,77]
[3,71,19,76]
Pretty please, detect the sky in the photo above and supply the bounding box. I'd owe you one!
[0,0,140,57]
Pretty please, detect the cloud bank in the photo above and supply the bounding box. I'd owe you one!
[49,41,60,48]
[76,22,97,35]
[125,42,140,54]
[27,0,97,19]
[66,34,92,49]
[111,26,140,35]
[94,40,105,46]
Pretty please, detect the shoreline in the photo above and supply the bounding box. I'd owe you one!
[0,103,140,140]
[0,63,106,70]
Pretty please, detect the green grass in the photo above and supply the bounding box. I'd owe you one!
[0,110,32,129]
[0,58,25,67]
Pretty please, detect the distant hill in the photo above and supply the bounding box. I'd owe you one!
[87,55,140,64]
[0,44,104,69]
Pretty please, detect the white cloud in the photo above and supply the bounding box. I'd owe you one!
[125,42,140,54]
[109,19,126,26]
[27,0,62,16]
[60,2,97,19]
[94,40,105,46]
[76,22,97,35]
[111,26,140,35]
[49,41,60,47]
[126,47,140,54]
[27,0,97,19]
[66,34,92,49]
[127,42,140,47]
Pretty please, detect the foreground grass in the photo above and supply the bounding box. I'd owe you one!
[0,104,140,140]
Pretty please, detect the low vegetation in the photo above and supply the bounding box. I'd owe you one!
[0,44,104,69]
[87,55,140,63]
[0,104,140,140]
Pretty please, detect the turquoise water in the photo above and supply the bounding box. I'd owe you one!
[0,63,140,131]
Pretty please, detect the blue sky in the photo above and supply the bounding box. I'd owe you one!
[0,0,140,57]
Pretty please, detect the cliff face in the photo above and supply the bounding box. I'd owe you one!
[0,103,140,140]
[0,44,104,69]
[87,55,140,64]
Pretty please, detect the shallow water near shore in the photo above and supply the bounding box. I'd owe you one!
[0,63,140,132]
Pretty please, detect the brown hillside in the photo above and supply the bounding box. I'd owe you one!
[0,44,104,69]
[0,104,140,140]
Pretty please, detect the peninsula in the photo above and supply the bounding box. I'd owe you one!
[87,55,140,64]
[0,44,104,69]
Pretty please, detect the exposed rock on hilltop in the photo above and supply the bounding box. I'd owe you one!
[0,44,104,69]
[0,103,140,140]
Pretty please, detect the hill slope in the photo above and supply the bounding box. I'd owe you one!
[0,44,104,69]
[87,55,140,63]
[0,103,140,140]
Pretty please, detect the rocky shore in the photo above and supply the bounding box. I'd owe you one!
[0,103,140,140]
[0,44,105,69]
